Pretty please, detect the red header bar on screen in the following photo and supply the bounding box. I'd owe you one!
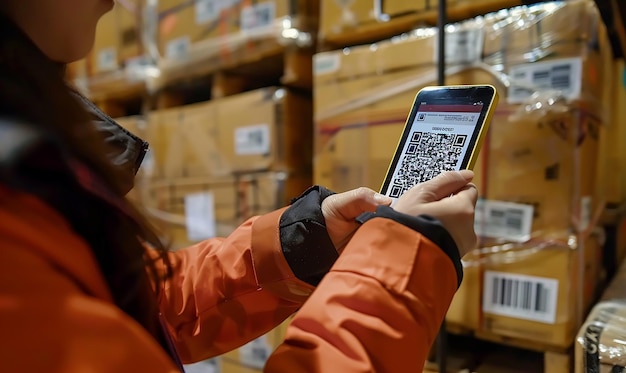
[418,104,483,113]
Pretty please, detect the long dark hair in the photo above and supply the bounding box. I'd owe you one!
[0,14,174,349]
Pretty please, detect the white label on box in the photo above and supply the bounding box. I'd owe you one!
[234,124,270,155]
[474,199,534,242]
[433,28,484,65]
[97,47,118,72]
[184,192,216,241]
[125,55,154,82]
[239,336,272,369]
[508,57,583,103]
[166,36,191,60]
[483,271,559,324]
[314,53,341,75]
[195,0,221,24]
[183,358,220,373]
[240,2,275,32]
[580,196,592,231]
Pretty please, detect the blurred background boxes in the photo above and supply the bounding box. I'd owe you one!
[153,0,318,62]
[89,1,144,76]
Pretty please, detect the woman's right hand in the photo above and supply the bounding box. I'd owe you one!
[393,170,478,257]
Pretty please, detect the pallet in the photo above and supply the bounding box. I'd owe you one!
[78,40,313,115]
[147,39,314,104]
[318,0,534,51]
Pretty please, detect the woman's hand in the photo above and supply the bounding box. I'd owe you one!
[394,170,478,257]
[321,187,392,253]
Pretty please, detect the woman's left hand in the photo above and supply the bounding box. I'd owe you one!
[321,187,393,253]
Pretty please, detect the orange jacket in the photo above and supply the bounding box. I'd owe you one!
[0,185,460,372]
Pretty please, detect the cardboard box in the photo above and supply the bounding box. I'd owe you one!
[147,87,312,180]
[91,8,119,74]
[575,302,626,373]
[478,233,602,350]
[603,59,626,206]
[318,0,375,42]
[89,2,144,75]
[482,0,606,102]
[156,0,236,60]
[156,0,312,60]
[116,2,143,63]
[482,0,599,58]
[481,101,601,237]
[318,0,461,44]
[143,171,309,249]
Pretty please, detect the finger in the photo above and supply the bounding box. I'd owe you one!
[409,170,474,203]
[326,187,392,220]
[451,183,479,205]
[413,184,478,218]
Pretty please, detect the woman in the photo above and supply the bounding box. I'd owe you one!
[0,0,478,372]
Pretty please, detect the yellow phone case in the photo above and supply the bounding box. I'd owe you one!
[380,84,499,193]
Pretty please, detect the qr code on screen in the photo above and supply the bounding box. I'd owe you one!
[388,132,467,198]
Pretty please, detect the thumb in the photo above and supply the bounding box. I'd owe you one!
[324,187,392,220]
[410,170,474,203]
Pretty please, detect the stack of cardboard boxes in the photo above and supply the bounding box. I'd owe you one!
[84,0,318,83]
[89,1,145,76]
[318,0,526,48]
[318,0,448,42]
[154,0,318,61]
[313,0,614,351]
[117,88,312,250]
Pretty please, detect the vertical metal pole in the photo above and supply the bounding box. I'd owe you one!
[437,0,447,87]
[436,0,448,371]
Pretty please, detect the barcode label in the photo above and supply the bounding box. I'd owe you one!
[483,271,559,324]
[97,47,118,72]
[239,336,272,369]
[434,28,484,65]
[235,124,270,155]
[184,192,216,241]
[240,2,275,32]
[166,36,191,60]
[474,199,534,242]
[508,57,582,103]
[195,0,221,24]
[314,53,341,75]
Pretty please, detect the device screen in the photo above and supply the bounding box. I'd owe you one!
[380,86,495,200]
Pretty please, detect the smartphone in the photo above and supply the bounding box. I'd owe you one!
[380,85,498,201]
